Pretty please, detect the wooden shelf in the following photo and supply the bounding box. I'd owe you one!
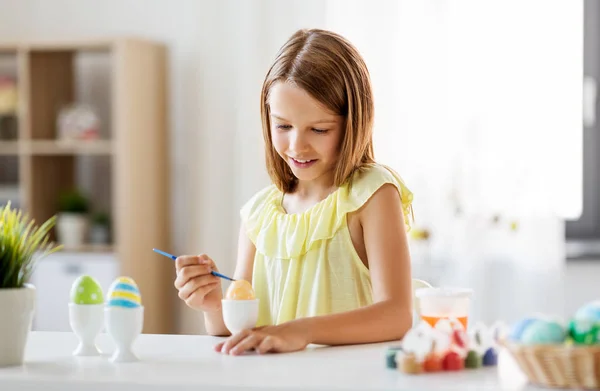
[57,243,115,254]
[0,140,113,156]
[0,45,18,54]
[0,141,19,155]
[27,140,114,155]
[0,37,160,53]
[0,38,173,334]
[0,39,111,53]
[26,40,113,52]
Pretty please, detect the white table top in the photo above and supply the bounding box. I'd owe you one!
[0,331,555,391]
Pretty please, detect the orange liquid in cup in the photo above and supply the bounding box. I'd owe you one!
[422,315,469,330]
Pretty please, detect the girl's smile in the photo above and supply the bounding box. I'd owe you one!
[289,157,318,168]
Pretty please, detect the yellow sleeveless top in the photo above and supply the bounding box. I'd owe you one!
[240,163,413,326]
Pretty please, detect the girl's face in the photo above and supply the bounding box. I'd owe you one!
[268,81,344,187]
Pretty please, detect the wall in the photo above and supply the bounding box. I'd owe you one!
[564,260,600,316]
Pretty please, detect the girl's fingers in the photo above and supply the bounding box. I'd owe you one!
[214,341,225,352]
[220,330,251,354]
[175,253,215,273]
[197,254,217,268]
[230,334,261,356]
[255,336,277,354]
[184,282,219,305]
[174,265,214,289]
[177,274,219,300]
[175,255,201,272]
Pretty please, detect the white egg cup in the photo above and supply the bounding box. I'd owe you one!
[69,303,105,356]
[104,306,144,363]
[222,299,259,335]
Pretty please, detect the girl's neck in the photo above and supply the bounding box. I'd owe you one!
[293,171,336,200]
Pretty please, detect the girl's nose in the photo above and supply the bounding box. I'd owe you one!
[289,129,309,152]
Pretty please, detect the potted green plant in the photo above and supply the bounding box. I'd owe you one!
[56,189,90,248]
[89,211,110,245]
[0,202,61,366]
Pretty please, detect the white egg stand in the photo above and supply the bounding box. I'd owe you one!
[221,299,259,335]
[69,303,104,356]
[104,306,144,362]
[69,303,143,363]
[69,275,144,363]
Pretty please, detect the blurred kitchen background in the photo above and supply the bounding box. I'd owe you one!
[0,0,595,335]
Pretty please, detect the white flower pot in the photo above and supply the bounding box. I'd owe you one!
[0,284,35,366]
[57,213,88,247]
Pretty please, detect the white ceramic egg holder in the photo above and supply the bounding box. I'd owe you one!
[104,306,144,362]
[69,303,144,362]
[222,299,259,335]
[69,303,104,356]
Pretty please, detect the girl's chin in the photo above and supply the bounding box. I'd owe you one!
[288,167,328,183]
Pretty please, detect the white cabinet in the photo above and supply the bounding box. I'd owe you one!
[29,252,118,331]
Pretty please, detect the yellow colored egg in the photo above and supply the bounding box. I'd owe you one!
[225,280,255,300]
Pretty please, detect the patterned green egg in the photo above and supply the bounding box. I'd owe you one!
[70,275,104,305]
[569,318,600,345]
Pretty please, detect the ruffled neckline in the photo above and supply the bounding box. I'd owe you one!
[274,186,345,217]
[241,164,413,259]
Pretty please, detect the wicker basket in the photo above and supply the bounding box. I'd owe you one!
[503,342,600,389]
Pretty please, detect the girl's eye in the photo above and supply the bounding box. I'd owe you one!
[312,128,328,134]
[276,124,292,130]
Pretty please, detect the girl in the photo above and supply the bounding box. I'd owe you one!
[174,28,414,355]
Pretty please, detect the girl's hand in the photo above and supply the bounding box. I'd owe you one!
[215,321,311,355]
[174,254,223,312]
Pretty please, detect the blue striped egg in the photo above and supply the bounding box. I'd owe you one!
[106,276,142,308]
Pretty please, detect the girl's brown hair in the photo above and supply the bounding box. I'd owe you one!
[260,28,376,193]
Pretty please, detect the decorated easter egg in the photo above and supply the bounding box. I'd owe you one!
[106,276,142,308]
[509,317,539,341]
[225,279,255,300]
[569,318,600,345]
[520,320,566,345]
[70,275,104,305]
[574,300,600,323]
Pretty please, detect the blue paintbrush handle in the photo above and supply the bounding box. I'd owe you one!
[153,248,177,260]
[152,248,235,281]
[210,270,236,282]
